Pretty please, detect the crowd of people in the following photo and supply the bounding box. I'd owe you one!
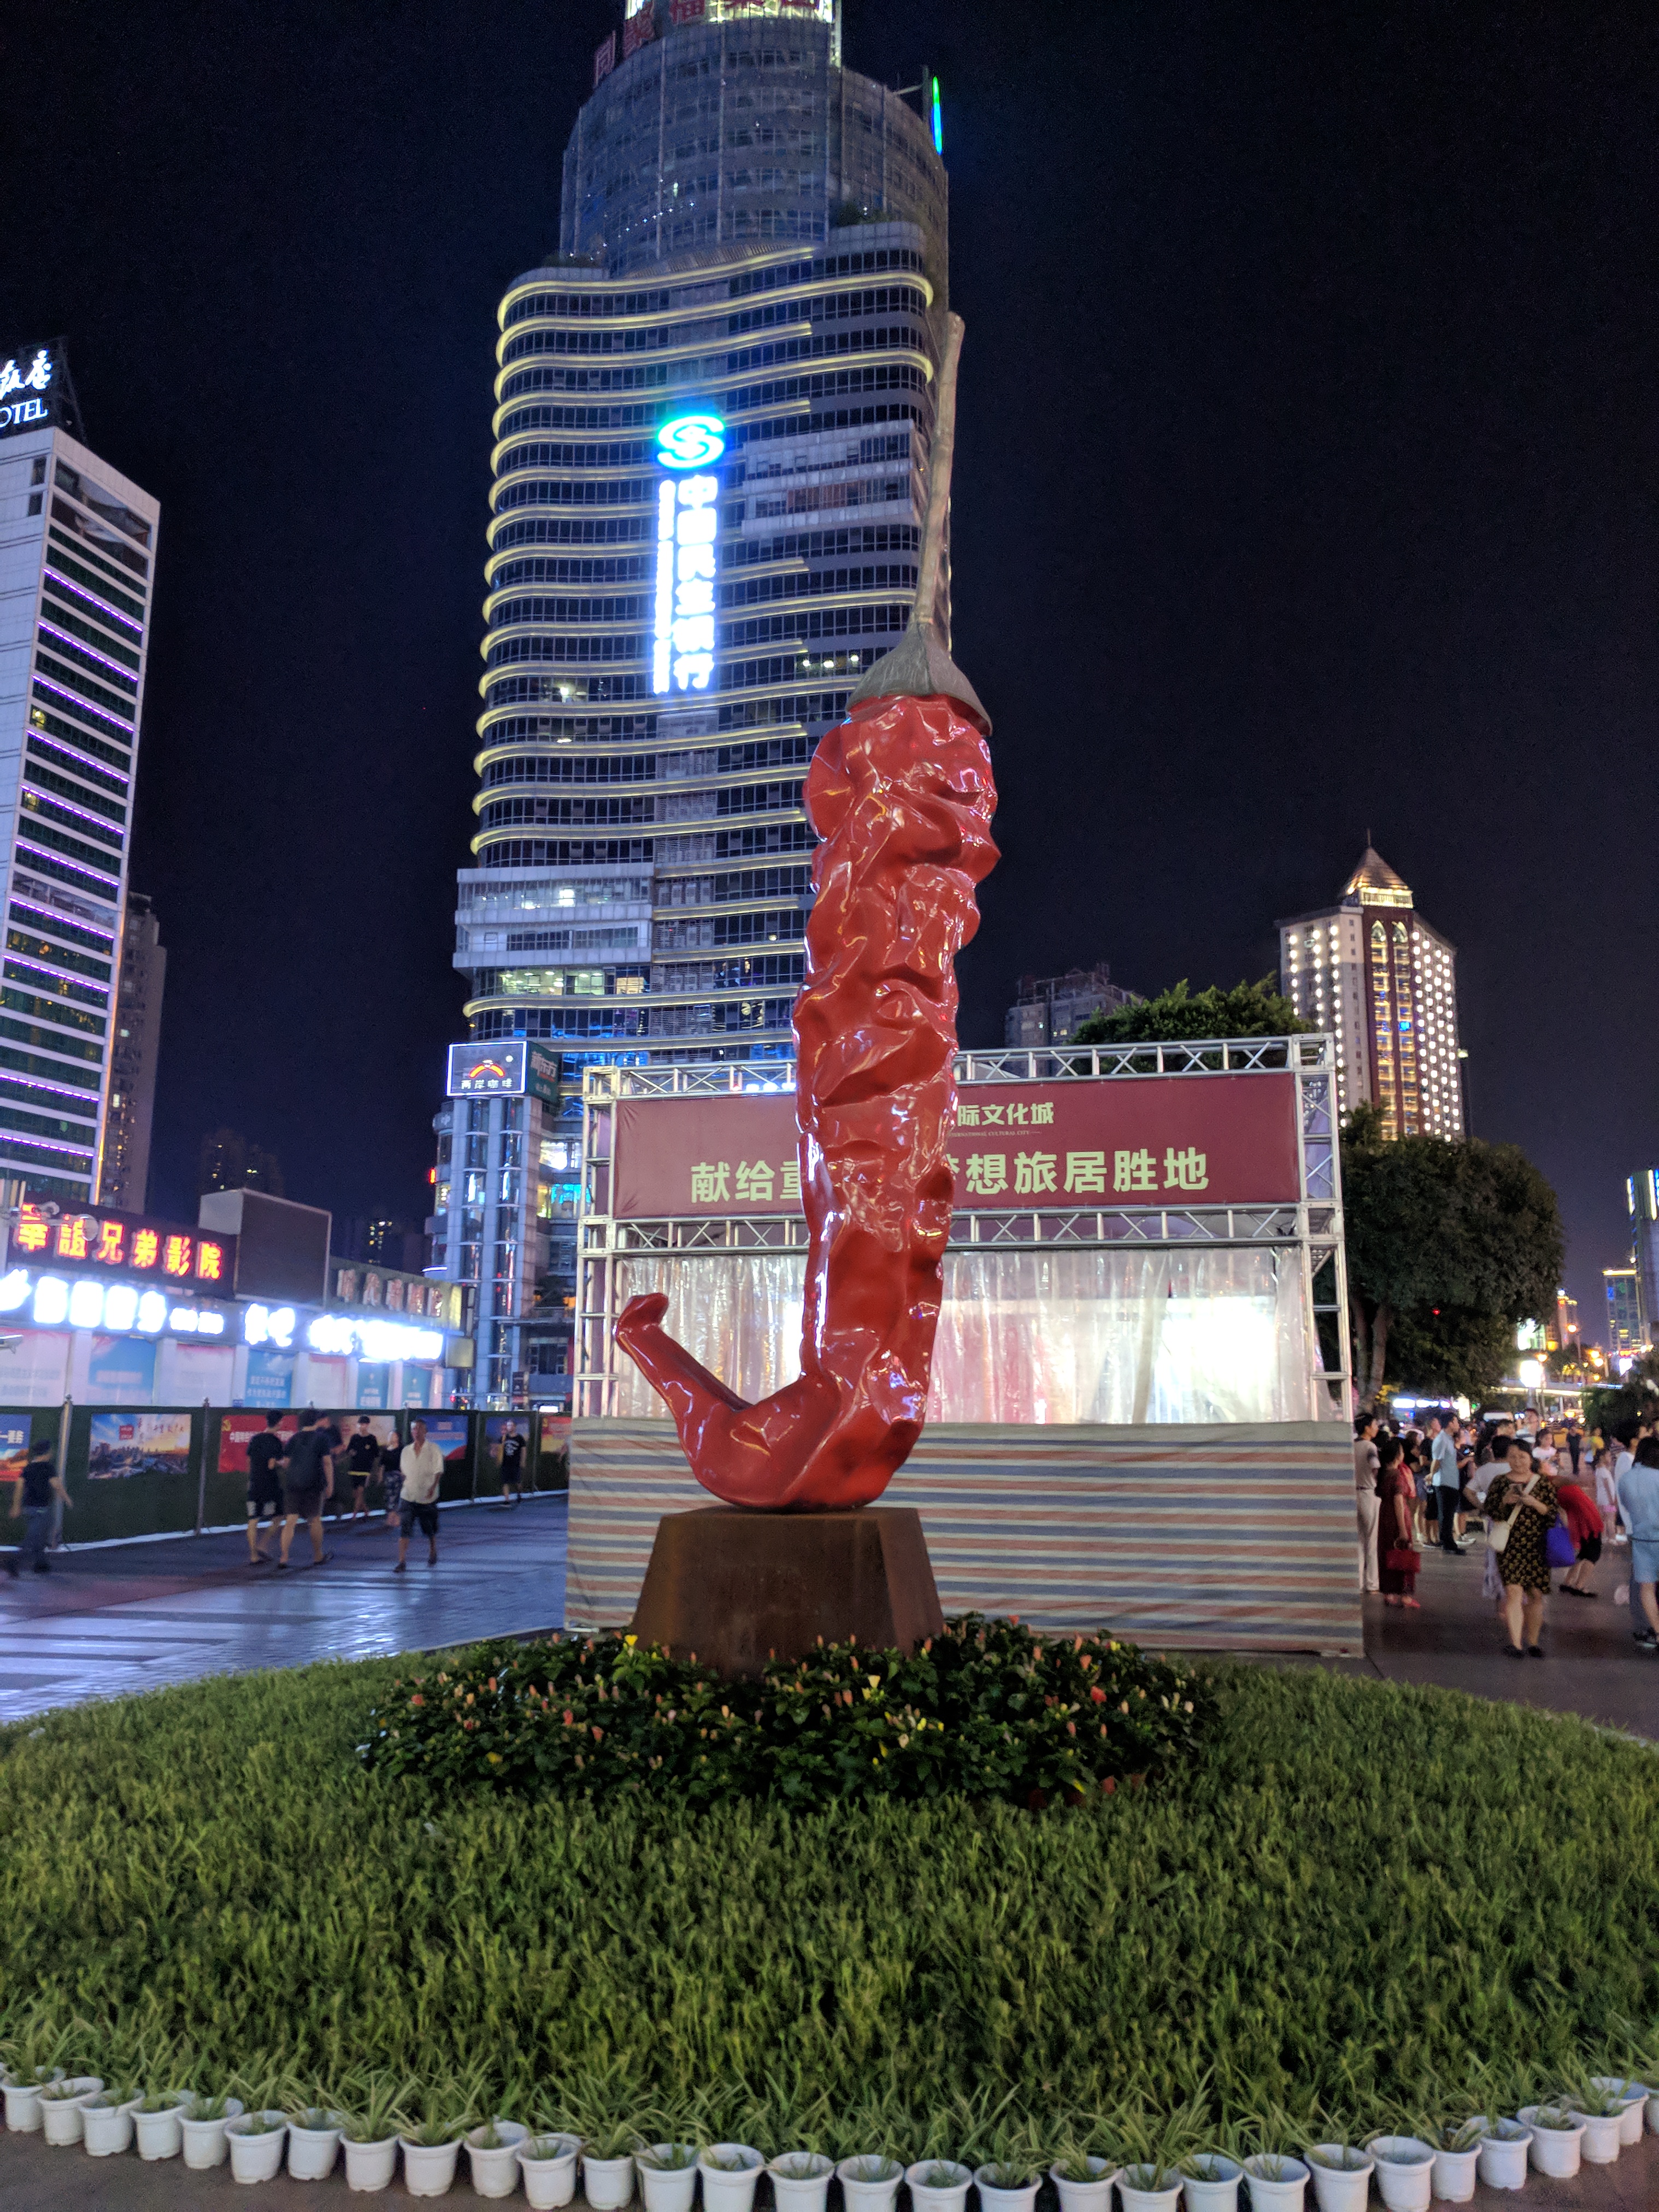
[1353,1406,1659,1657]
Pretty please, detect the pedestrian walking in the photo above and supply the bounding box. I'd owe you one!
[1377,1434,1421,1608]
[278,1409,334,1569]
[5,1439,67,1576]
[1429,1414,1464,1553]
[394,1417,444,1572]
[1354,1412,1382,1593]
[1484,1436,1557,1658]
[1592,1444,1622,1543]
[1555,1470,1604,1598]
[497,1419,527,1508]
[381,1425,405,1526]
[344,1416,379,1521]
[1567,1417,1584,1476]
[245,1413,286,1563]
[1616,1436,1659,1652]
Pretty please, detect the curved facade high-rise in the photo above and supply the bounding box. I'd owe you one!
[434,0,953,1404]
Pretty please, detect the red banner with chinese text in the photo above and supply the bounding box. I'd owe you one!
[609,1074,1301,1219]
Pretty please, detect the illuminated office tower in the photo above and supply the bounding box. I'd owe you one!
[1278,848,1463,1137]
[98,891,166,1211]
[1627,1169,1659,1342]
[434,0,951,1403]
[1605,1267,1646,1361]
[0,345,158,1205]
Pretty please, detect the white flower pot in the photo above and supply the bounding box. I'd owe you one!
[1049,2157,1117,2212]
[1474,2122,1528,2191]
[468,2119,531,2199]
[1517,2109,1582,2179]
[343,2133,401,2191]
[2,2067,64,2131]
[227,2111,289,2183]
[700,2144,764,2212]
[771,2151,834,2212]
[584,2151,638,2209]
[1304,2148,1370,2212]
[637,2146,701,2212]
[81,2094,141,2156]
[1119,2166,1184,2212]
[1369,2139,1433,2212]
[1589,2078,1650,2147]
[400,2135,463,2197]
[40,2079,102,2145]
[1429,2145,1478,2202]
[520,2135,583,2209]
[133,2093,192,2160]
[975,2169,1040,2212]
[290,2110,346,2179]
[839,2153,905,2212]
[1568,2109,1622,2164]
[1242,2154,1309,2212]
[905,2161,973,2212]
[181,2098,244,2168]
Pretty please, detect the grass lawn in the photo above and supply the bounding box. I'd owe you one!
[3,1655,1657,2152]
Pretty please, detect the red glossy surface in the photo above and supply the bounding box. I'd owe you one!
[615,689,998,1507]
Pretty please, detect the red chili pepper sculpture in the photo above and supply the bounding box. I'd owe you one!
[616,314,996,1509]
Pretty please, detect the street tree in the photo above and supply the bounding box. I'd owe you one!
[1072,976,1311,1046]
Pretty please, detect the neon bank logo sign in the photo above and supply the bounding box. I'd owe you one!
[654,412,725,696]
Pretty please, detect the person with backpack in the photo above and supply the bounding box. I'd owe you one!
[245,1413,286,1563]
[278,1408,334,1569]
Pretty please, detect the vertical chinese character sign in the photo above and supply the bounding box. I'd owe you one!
[617,317,996,1508]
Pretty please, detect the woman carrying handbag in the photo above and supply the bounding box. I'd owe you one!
[1483,1435,1559,1656]
[1377,1433,1421,1608]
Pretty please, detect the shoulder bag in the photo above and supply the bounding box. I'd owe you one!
[1487,1473,1533,1555]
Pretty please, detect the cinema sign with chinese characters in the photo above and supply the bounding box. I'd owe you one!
[608,1073,1303,1220]
[6,1204,234,1288]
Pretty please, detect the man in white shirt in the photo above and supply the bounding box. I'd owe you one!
[1429,1415,1464,1553]
[394,1417,446,1573]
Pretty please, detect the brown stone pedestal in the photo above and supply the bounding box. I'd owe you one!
[628,1506,946,1678]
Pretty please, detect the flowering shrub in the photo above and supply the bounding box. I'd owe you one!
[358,1615,1213,1809]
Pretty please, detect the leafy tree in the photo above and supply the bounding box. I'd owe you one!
[1072,976,1313,1047]
[1585,1350,1659,1442]
[1341,1104,1564,1406]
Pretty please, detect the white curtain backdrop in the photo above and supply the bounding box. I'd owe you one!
[610,1245,1319,1424]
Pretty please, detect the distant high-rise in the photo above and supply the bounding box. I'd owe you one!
[433,0,952,1403]
[0,343,158,1204]
[1278,848,1463,1137]
[1626,1169,1659,1345]
[198,1127,284,1202]
[1605,1266,1646,1361]
[1004,965,1140,1049]
[98,891,165,1210]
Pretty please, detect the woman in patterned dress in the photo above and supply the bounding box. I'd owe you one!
[1482,1436,1558,1658]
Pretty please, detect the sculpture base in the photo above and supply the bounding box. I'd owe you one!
[628,1505,946,1678]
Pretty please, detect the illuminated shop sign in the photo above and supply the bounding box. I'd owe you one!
[653,413,725,698]
[0,346,55,438]
[244,1304,297,1350]
[445,1039,560,1103]
[10,1204,230,1286]
[306,1314,446,1363]
[0,1268,227,1337]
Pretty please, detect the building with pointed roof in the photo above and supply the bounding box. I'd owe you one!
[1276,848,1463,1138]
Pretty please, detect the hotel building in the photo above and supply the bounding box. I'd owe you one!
[0,344,158,1207]
[1278,848,1463,1138]
[431,0,952,1403]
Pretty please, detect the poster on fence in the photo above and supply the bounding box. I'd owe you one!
[88,1411,193,1479]
[0,1419,31,1482]
[422,1415,469,1467]
[217,1411,299,1475]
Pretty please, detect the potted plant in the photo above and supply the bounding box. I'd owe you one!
[1240,2151,1310,2212]
[38,2075,102,2146]
[1180,2150,1244,2212]
[904,2158,974,2212]
[79,2085,140,2157]
[838,2151,906,2212]
[1426,2119,1483,2202]
[1473,2115,1529,2192]
[1117,2162,1184,2212]
[975,2158,1042,2212]
[1303,2142,1370,2212]
[1587,2075,1650,2148]
[769,2149,835,2212]
[520,2131,584,2210]
[1,2062,64,2133]
[340,2078,404,2193]
[467,2117,531,2199]
[180,2092,245,2169]
[1366,2135,1434,2212]
[1516,2103,1584,2180]
[289,2104,347,2181]
[226,2109,290,2184]
[399,2112,466,2198]
[1048,2150,1117,2212]
[700,2143,766,2212]
[133,2089,193,2162]
[583,2122,638,2209]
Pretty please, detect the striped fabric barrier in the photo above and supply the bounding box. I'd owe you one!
[568,1419,1362,1654]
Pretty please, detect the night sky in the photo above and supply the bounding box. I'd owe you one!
[4,1,1654,1325]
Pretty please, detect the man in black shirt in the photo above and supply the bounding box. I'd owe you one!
[7,1439,67,1576]
[245,1413,286,1564]
[497,1420,526,1507]
[278,1408,334,1569]
[345,1416,379,1521]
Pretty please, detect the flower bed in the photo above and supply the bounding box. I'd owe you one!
[358,1616,1213,1808]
